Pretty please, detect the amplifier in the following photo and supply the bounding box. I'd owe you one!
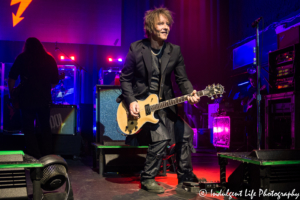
[275,77,293,89]
[49,105,77,135]
[268,44,300,94]
[275,50,294,64]
[93,85,125,143]
[276,64,293,77]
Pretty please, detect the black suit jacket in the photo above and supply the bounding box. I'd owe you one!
[119,39,193,114]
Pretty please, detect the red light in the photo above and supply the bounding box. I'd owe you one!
[70,56,75,60]
[60,56,65,60]
[108,58,113,62]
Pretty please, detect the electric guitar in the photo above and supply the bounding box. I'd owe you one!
[244,85,266,112]
[116,83,225,135]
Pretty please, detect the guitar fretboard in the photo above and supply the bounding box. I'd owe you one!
[150,90,206,112]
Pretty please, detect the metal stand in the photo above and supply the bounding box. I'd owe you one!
[252,17,262,150]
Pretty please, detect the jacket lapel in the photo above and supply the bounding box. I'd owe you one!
[160,43,171,75]
[142,41,152,87]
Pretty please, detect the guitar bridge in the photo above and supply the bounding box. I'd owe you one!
[145,104,151,115]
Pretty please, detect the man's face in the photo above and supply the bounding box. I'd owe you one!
[152,14,170,41]
[250,78,257,88]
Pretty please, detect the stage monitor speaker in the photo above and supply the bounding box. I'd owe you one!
[94,85,125,144]
[249,149,300,160]
[49,105,77,135]
[228,150,300,197]
[0,153,27,200]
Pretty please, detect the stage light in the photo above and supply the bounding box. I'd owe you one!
[118,58,122,62]
[108,58,113,62]
[70,56,75,60]
[213,116,230,148]
[60,56,65,60]
[33,155,73,200]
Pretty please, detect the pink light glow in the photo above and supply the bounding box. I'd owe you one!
[70,56,75,60]
[214,126,229,133]
[108,58,113,62]
[213,116,230,148]
[60,55,65,60]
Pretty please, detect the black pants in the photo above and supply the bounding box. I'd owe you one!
[21,106,52,159]
[140,116,195,181]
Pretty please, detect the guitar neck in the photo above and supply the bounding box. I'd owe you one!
[150,90,207,112]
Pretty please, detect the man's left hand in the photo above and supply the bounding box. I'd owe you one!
[187,90,200,105]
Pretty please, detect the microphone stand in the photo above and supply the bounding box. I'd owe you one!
[55,42,87,135]
[252,17,262,150]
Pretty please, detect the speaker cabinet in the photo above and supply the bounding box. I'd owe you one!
[265,92,300,149]
[49,105,77,135]
[93,85,125,144]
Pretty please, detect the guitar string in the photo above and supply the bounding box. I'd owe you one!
[130,91,205,113]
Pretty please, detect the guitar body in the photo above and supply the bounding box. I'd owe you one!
[116,83,225,135]
[116,94,159,135]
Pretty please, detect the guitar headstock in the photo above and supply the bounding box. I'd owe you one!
[203,83,225,100]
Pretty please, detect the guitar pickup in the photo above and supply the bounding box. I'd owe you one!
[145,104,151,115]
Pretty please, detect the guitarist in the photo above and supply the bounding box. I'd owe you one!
[8,37,59,159]
[241,74,267,148]
[118,7,200,193]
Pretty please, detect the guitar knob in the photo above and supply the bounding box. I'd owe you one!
[211,97,214,100]
[135,126,138,130]
[220,94,222,97]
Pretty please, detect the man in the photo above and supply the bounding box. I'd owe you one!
[241,74,266,149]
[8,37,59,159]
[118,7,200,193]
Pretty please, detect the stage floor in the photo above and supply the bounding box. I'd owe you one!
[25,149,241,200]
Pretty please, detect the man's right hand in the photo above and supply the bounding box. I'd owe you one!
[129,101,140,118]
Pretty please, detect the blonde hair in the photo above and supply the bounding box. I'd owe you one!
[144,7,174,38]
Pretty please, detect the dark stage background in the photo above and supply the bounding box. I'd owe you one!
[0,0,300,146]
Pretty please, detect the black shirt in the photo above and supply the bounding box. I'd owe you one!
[9,52,59,108]
[149,44,165,94]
